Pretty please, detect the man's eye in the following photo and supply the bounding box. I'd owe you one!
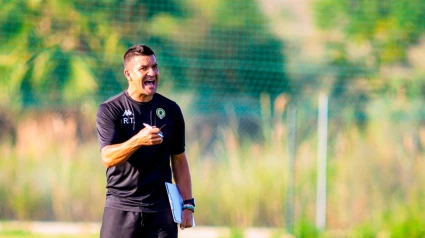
[140,67,146,71]
[153,65,158,69]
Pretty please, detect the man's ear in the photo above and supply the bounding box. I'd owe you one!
[124,69,131,81]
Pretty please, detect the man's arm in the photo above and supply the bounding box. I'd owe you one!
[101,127,163,168]
[171,152,194,229]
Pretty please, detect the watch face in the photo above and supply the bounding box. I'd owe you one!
[184,198,195,206]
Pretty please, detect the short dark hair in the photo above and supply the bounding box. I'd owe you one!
[123,44,155,67]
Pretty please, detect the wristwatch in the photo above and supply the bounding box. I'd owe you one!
[183,198,196,207]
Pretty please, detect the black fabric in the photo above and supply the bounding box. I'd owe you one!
[100,207,178,238]
[96,92,185,212]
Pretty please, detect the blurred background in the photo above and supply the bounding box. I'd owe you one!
[1,0,425,237]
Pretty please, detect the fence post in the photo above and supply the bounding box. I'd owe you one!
[316,93,328,231]
[285,104,296,233]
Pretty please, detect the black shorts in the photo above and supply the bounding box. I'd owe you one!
[100,207,178,238]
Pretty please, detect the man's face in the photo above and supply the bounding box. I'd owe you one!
[124,55,159,96]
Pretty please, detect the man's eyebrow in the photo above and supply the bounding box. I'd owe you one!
[139,63,158,69]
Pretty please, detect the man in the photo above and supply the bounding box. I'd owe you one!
[96,44,194,238]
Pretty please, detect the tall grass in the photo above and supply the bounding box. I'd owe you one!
[0,109,104,221]
[1,94,425,236]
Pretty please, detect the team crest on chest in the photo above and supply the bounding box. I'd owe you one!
[122,109,135,124]
[156,108,166,119]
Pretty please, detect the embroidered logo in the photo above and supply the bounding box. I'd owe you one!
[122,109,135,124]
[122,110,133,117]
[156,108,166,119]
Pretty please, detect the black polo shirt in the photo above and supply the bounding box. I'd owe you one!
[96,91,185,212]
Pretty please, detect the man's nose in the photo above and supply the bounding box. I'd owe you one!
[147,68,156,76]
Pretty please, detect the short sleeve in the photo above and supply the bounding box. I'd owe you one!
[96,103,119,149]
[170,103,185,155]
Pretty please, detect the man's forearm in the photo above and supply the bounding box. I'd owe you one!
[101,136,141,168]
[100,126,163,168]
[171,153,192,200]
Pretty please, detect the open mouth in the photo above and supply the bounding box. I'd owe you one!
[144,79,156,86]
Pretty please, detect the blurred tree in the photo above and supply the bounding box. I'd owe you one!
[0,0,184,108]
[314,0,425,66]
[1,1,100,108]
[313,0,425,128]
[0,0,288,113]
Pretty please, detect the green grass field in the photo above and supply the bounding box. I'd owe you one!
[0,230,97,238]
[0,225,282,238]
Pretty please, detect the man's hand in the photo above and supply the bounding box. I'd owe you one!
[180,209,194,230]
[135,125,163,146]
